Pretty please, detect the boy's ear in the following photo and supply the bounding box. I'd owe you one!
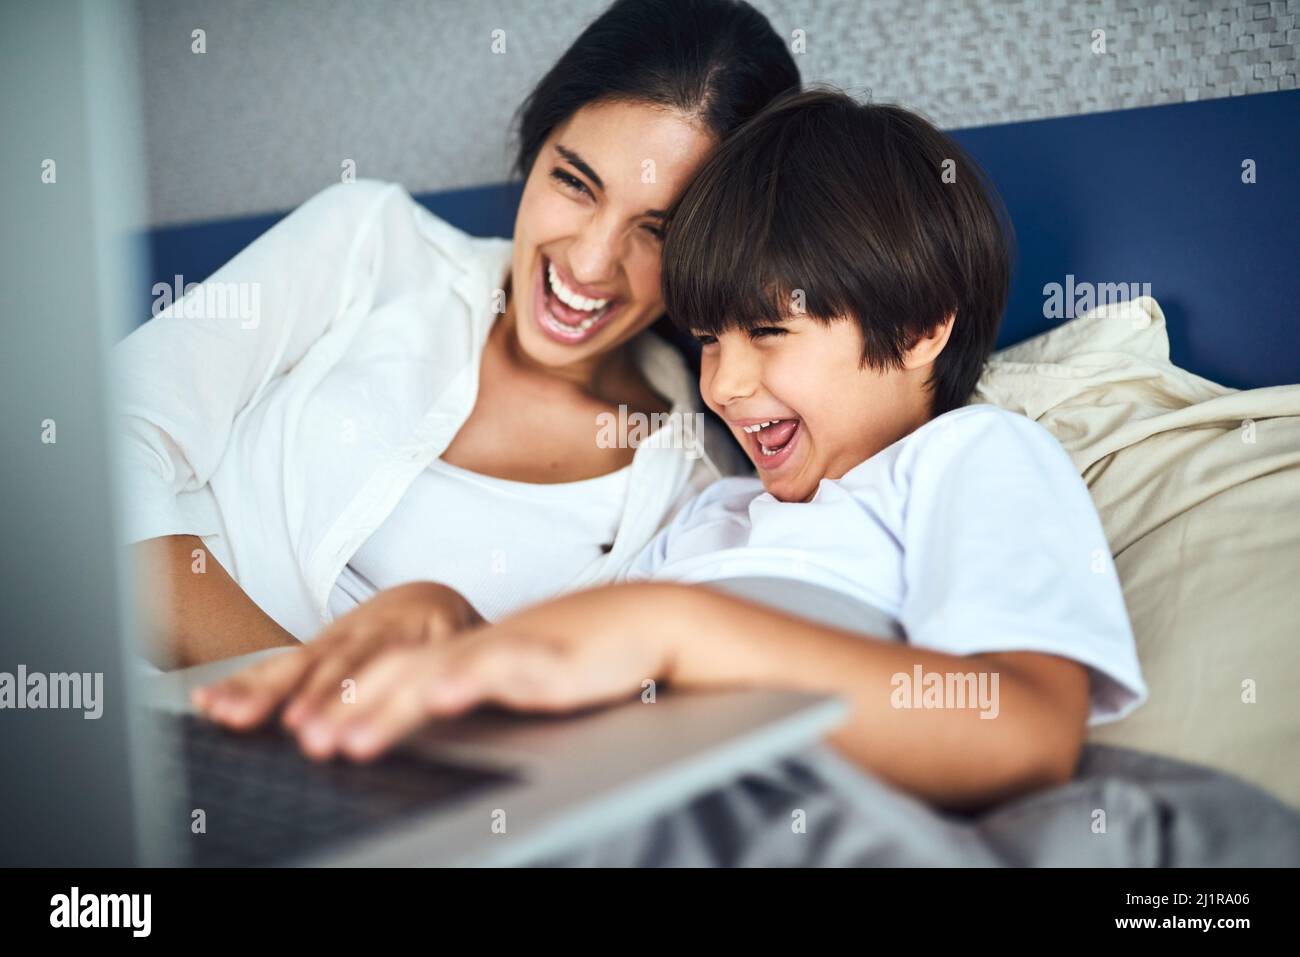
[902,312,956,370]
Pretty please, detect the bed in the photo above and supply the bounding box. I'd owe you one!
[137,89,1300,866]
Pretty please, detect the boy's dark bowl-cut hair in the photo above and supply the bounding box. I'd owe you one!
[661,86,1015,418]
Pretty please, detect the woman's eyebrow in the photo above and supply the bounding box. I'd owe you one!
[555,143,668,220]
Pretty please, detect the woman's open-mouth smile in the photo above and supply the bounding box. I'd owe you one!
[532,254,625,345]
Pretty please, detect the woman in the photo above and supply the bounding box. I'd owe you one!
[121,0,799,668]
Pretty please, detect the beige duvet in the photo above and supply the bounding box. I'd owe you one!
[975,296,1300,809]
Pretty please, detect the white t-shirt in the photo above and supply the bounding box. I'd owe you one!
[329,457,630,622]
[624,403,1147,726]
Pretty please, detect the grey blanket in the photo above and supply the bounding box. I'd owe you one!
[538,578,1300,866]
[537,743,1300,867]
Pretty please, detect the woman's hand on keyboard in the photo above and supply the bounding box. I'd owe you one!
[192,582,484,732]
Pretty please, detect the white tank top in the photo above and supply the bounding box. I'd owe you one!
[328,457,632,623]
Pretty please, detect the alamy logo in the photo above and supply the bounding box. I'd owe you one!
[152,274,261,329]
[1042,274,1151,320]
[0,665,103,719]
[890,665,1000,719]
[50,887,151,937]
[596,406,707,461]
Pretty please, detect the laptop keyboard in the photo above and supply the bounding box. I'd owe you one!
[155,713,518,866]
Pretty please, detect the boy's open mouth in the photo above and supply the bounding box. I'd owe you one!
[741,418,801,468]
[533,254,623,345]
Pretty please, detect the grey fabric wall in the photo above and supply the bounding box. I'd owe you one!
[134,0,1299,225]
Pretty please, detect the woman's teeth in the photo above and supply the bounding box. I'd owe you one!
[547,309,606,333]
[547,262,610,318]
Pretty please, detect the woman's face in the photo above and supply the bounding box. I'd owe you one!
[508,100,717,369]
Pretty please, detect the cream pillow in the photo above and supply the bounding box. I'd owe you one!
[975,296,1300,809]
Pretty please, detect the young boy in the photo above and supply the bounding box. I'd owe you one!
[196,89,1146,809]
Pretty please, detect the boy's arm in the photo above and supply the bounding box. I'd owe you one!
[656,583,1090,810]
[232,579,1089,809]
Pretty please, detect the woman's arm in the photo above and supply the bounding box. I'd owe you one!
[133,535,300,669]
[221,581,1089,809]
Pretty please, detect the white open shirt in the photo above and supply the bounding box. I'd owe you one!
[111,179,740,640]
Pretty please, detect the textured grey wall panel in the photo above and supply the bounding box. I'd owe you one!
[135,0,1299,225]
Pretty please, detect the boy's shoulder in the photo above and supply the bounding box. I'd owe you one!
[897,402,1063,467]
[837,402,1072,492]
[670,406,1072,528]
[913,401,1048,444]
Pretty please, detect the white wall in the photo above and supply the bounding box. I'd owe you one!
[134,0,1298,225]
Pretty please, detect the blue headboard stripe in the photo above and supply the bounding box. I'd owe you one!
[949,89,1299,389]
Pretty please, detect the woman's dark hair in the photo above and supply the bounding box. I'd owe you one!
[510,0,800,182]
[661,86,1016,419]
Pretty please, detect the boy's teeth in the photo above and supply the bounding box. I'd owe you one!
[547,262,609,312]
[750,418,799,456]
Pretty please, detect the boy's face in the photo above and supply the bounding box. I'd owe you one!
[694,315,949,503]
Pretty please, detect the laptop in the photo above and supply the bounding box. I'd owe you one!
[143,650,847,867]
[0,2,850,868]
